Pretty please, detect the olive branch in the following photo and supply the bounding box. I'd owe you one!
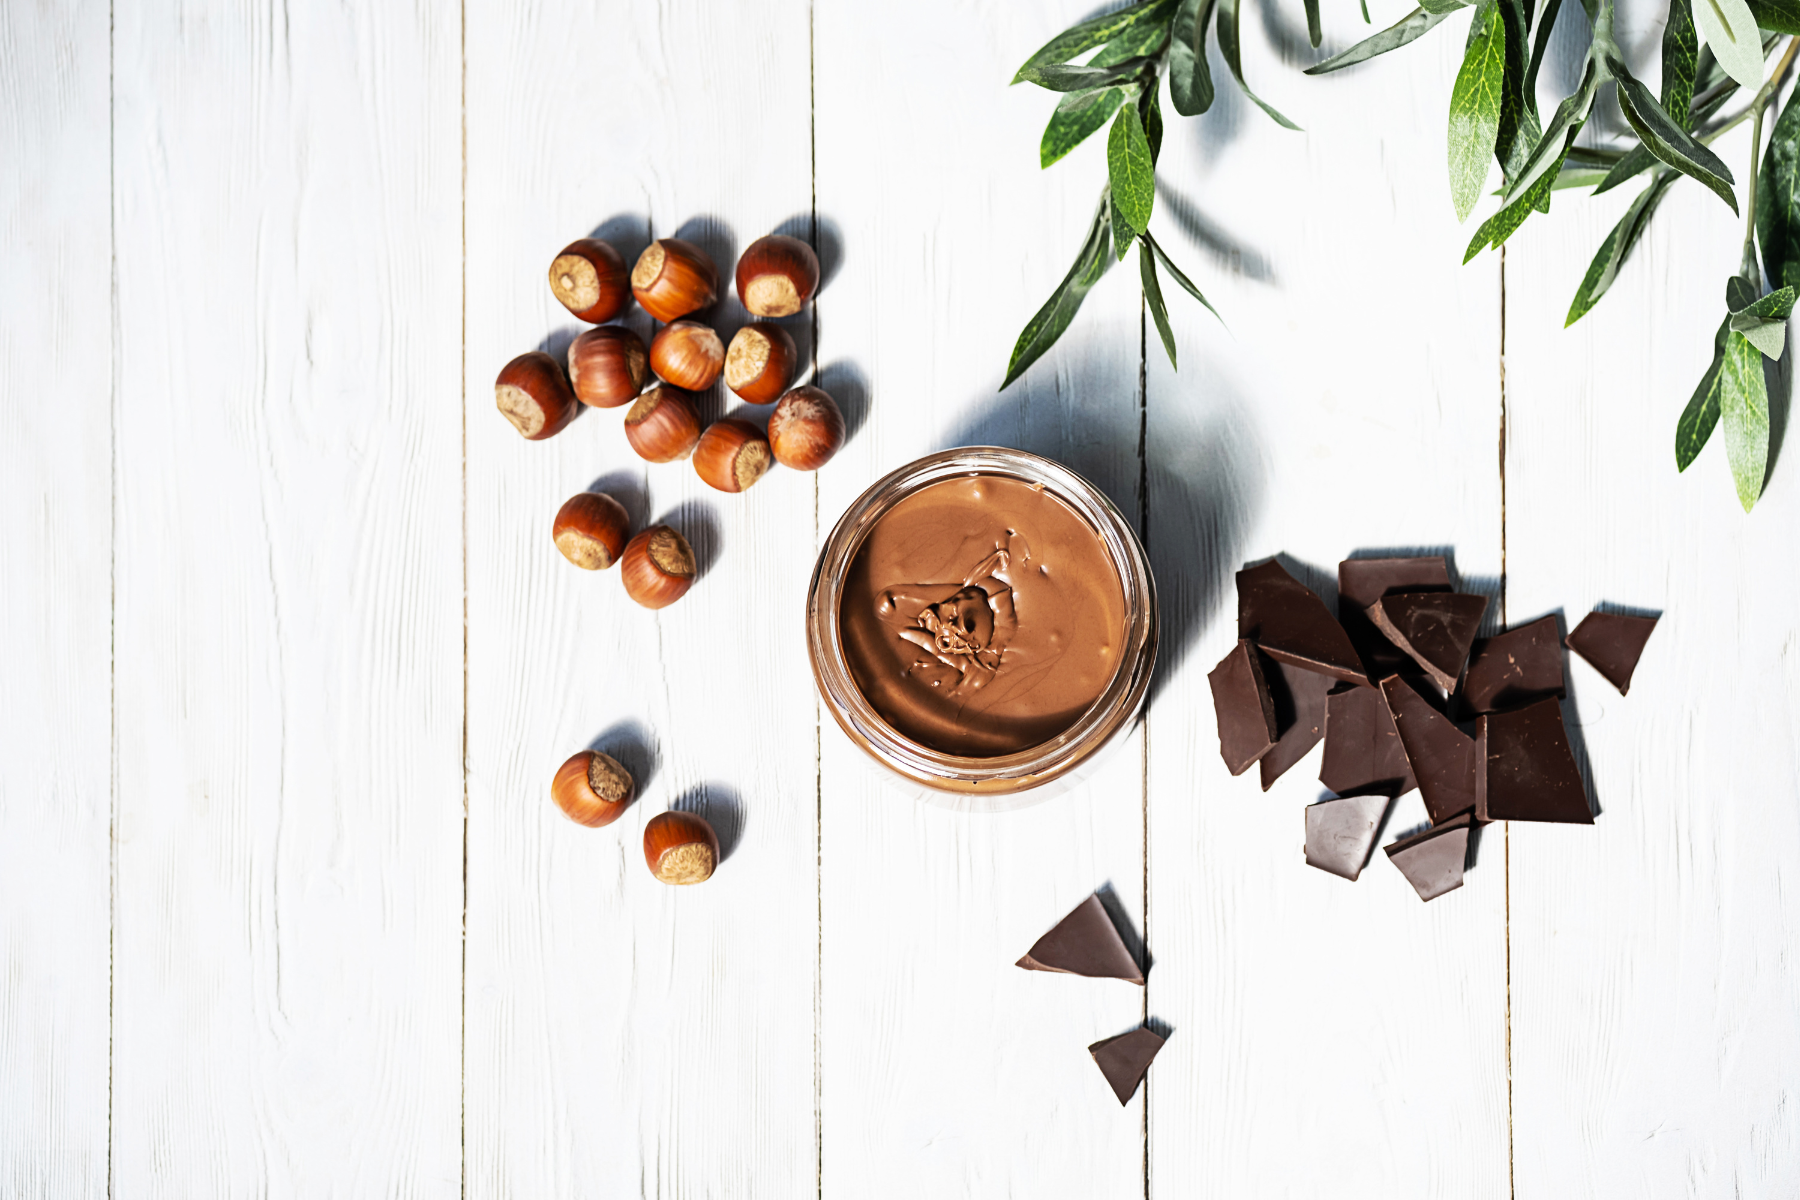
[1007,0,1800,512]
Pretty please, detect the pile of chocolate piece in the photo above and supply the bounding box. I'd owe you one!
[1208,557,1658,901]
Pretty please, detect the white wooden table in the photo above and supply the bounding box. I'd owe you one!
[6,0,1799,1194]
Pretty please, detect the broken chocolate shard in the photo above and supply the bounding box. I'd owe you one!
[1474,697,1592,824]
[1207,639,1279,776]
[1385,813,1472,901]
[1303,793,1388,881]
[1565,611,1658,695]
[1320,683,1417,798]
[1257,656,1333,790]
[1365,592,1488,692]
[1459,615,1565,717]
[1380,675,1478,825]
[1237,558,1367,686]
[1338,557,1451,681]
[1088,1027,1166,1105]
[1016,895,1145,985]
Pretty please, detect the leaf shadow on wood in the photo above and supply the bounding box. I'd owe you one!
[1094,881,1153,977]
[587,718,659,799]
[585,469,651,532]
[1157,179,1278,284]
[671,782,745,863]
[662,498,722,582]
[939,359,1265,714]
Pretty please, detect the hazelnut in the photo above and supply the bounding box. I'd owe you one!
[735,234,819,318]
[495,351,577,441]
[649,320,725,391]
[723,322,798,404]
[623,385,703,463]
[552,491,631,569]
[767,385,845,471]
[551,749,635,828]
[620,525,697,609]
[630,238,718,323]
[692,418,773,493]
[642,811,720,885]
[548,238,630,323]
[567,325,649,408]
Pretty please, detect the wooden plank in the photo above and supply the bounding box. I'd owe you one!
[462,1,819,1195]
[813,4,1149,1194]
[1503,63,1800,1195]
[110,4,464,1191]
[1143,5,1511,1194]
[0,1,113,1192]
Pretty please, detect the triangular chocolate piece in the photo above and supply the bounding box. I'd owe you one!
[1474,698,1592,824]
[1380,675,1477,825]
[1016,895,1144,985]
[1365,592,1487,692]
[1565,611,1658,695]
[1385,813,1472,901]
[1207,639,1278,775]
[1303,793,1388,881]
[1459,615,1565,717]
[1237,559,1367,685]
[1088,1027,1166,1105]
[1320,683,1417,798]
[1338,557,1451,681]
[1257,656,1333,790]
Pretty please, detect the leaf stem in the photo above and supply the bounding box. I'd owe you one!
[1745,97,1765,285]
[1701,36,1800,149]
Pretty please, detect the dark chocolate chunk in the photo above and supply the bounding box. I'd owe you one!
[1088,1027,1166,1105]
[1385,813,1472,901]
[1207,639,1278,776]
[1016,895,1145,985]
[1320,683,1417,798]
[1565,611,1658,695]
[1380,675,1478,824]
[1303,793,1388,881]
[1257,656,1333,790]
[1474,698,1592,824]
[1237,558,1367,685]
[1365,592,1488,692]
[1459,615,1565,717]
[1338,557,1451,681]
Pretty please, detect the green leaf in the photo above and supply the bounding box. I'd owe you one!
[1040,87,1128,168]
[1307,6,1453,73]
[1566,171,1675,324]
[1495,0,1541,180]
[1500,54,1598,206]
[1218,0,1304,126]
[1720,328,1771,509]
[1449,2,1508,221]
[1108,105,1156,240]
[1111,191,1135,261]
[1593,54,1743,194]
[1747,0,1800,31]
[1142,83,1165,165]
[1001,196,1116,390]
[1604,51,1739,212]
[1170,0,1220,115]
[1675,315,1730,471]
[1363,0,1373,18]
[1094,16,1176,64]
[1141,241,1179,367]
[1144,230,1225,322]
[1420,0,1475,12]
[1305,0,1324,46]
[1018,59,1154,92]
[1729,285,1797,356]
[1524,0,1564,112]
[1012,0,1176,82]
[1758,85,1800,292]
[1692,0,1763,90]
[1467,154,1561,260]
[1661,0,1700,133]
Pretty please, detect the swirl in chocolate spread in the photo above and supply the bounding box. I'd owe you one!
[838,475,1126,757]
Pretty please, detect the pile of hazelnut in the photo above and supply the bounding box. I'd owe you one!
[551,748,721,886]
[494,231,845,612]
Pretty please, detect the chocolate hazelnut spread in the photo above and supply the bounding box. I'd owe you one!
[838,474,1127,757]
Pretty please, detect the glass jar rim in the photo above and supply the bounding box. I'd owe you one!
[807,446,1158,801]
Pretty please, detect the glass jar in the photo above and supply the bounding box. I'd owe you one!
[806,447,1158,811]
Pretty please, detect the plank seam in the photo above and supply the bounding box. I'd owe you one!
[107,0,119,1193]
[460,0,470,1194]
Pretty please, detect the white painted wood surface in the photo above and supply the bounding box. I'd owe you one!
[4,0,1799,1196]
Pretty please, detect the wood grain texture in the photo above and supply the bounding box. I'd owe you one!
[1143,0,1511,1193]
[0,0,112,1193]
[110,2,464,1192]
[813,4,1149,1195]
[1504,4,1800,1188]
[462,1,819,1195]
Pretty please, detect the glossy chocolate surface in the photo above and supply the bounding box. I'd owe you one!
[1016,895,1144,985]
[1565,611,1658,695]
[1208,639,1278,776]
